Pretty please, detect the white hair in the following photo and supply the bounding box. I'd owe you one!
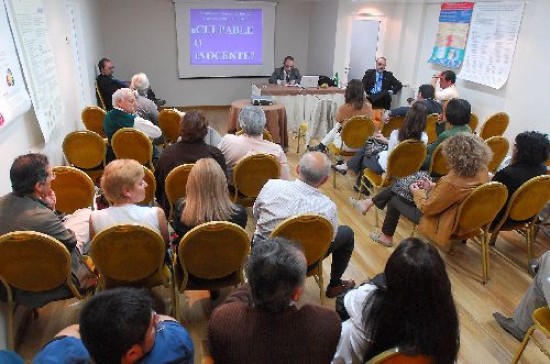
[239,106,266,136]
[112,88,134,107]
[130,73,150,96]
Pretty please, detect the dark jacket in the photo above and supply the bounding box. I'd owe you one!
[269,66,302,84]
[362,69,402,96]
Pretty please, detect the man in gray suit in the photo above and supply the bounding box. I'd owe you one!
[269,55,302,85]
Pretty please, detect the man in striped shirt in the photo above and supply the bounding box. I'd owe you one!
[253,152,356,298]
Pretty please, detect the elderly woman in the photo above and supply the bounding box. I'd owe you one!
[333,238,459,363]
[218,106,290,179]
[172,158,247,242]
[130,73,159,125]
[154,111,227,216]
[353,133,491,247]
[308,79,374,153]
[90,159,169,244]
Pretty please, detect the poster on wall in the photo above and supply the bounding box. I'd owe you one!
[5,0,64,142]
[459,1,525,89]
[428,2,474,69]
[0,2,31,134]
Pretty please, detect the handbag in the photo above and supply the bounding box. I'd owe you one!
[390,171,431,202]
[363,136,388,158]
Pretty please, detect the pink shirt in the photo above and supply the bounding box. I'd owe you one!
[218,134,290,180]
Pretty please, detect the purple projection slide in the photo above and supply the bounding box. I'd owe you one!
[190,9,262,65]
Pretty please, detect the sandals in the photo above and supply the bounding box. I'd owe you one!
[349,197,373,216]
[370,232,393,247]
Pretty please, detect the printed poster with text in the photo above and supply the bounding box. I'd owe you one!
[428,2,474,69]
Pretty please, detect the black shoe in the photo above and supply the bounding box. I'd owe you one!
[528,258,540,278]
[493,312,526,341]
[307,143,326,152]
[331,163,348,175]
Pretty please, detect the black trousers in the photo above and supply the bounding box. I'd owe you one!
[372,188,422,236]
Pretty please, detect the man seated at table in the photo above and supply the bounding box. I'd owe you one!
[268,55,302,85]
[218,106,290,180]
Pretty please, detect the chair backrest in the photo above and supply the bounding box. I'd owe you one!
[454,182,508,231]
[111,128,153,167]
[366,347,432,364]
[165,164,194,218]
[428,142,450,177]
[532,307,550,336]
[81,106,107,137]
[499,175,550,223]
[469,113,479,133]
[95,84,107,111]
[386,140,427,179]
[143,166,156,206]
[340,115,375,149]
[177,221,250,287]
[51,166,95,214]
[479,112,509,140]
[90,224,166,288]
[425,113,440,144]
[236,129,274,142]
[158,109,181,144]
[233,153,280,206]
[270,214,333,272]
[381,115,405,138]
[485,136,510,173]
[0,231,78,294]
[63,130,106,170]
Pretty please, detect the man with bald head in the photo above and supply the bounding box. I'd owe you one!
[253,152,355,298]
[362,57,402,110]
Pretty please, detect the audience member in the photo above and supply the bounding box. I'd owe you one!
[494,250,550,341]
[385,84,442,119]
[172,158,247,242]
[208,238,341,363]
[352,133,491,248]
[268,55,302,85]
[307,79,374,153]
[218,106,290,180]
[333,238,459,363]
[130,73,159,125]
[0,154,94,306]
[431,70,459,102]
[34,287,194,363]
[362,57,402,110]
[155,111,226,216]
[253,152,355,297]
[491,131,549,229]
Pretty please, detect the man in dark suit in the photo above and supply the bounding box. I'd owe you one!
[362,57,402,110]
[268,55,302,85]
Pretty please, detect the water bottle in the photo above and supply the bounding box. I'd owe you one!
[333,72,339,88]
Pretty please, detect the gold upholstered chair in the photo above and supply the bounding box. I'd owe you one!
[428,142,450,178]
[165,164,194,219]
[158,109,182,145]
[95,84,107,111]
[236,128,274,142]
[81,106,107,138]
[365,347,432,364]
[232,153,280,207]
[174,221,250,322]
[360,140,427,226]
[62,130,106,183]
[425,113,440,144]
[381,115,405,138]
[512,306,550,363]
[51,166,95,214]
[0,231,84,349]
[469,112,479,133]
[271,214,333,305]
[479,112,509,140]
[111,128,154,169]
[484,136,509,173]
[142,166,156,206]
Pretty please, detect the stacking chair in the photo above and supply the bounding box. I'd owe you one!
[300,99,339,152]
[174,221,250,321]
[489,175,550,268]
[165,164,194,219]
[51,166,95,214]
[428,142,450,178]
[0,231,84,349]
[62,130,106,182]
[365,347,432,364]
[512,306,550,364]
[142,166,156,206]
[425,113,440,144]
[479,112,509,140]
[81,106,107,138]
[470,112,479,133]
[327,115,375,188]
[236,128,274,142]
[111,128,154,169]
[95,84,107,111]
[360,140,427,226]
[296,122,308,153]
[232,153,280,206]
[90,224,169,291]
[158,109,181,145]
[485,136,509,173]
[381,115,405,138]
[271,214,333,305]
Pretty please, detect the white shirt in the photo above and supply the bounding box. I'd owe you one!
[134,116,162,139]
[253,179,338,241]
[90,204,160,235]
[435,84,459,102]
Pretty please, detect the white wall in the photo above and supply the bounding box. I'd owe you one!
[306,0,338,76]
[99,0,312,106]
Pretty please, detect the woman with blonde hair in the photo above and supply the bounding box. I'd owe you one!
[89,159,169,244]
[172,158,246,242]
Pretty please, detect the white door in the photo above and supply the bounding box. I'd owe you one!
[348,19,380,82]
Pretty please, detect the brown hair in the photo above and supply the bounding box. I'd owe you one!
[443,133,491,177]
[179,110,208,142]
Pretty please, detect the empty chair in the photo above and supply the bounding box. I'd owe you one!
[165,163,194,219]
[81,106,107,138]
[479,111,509,140]
[62,130,106,182]
[485,136,509,173]
[51,166,95,214]
[158,108,181,144]
[111,127,153,169]
[270,214,333,305]
[232,153,280,206]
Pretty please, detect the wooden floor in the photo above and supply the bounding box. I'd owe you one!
[14,110,550,363]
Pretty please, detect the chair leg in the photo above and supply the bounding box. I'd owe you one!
[7,300,14,350]
[481,233,489,285]
[527,224,534,265]
[318,262,325,306]
[512,326,535,364]
[332,170,337,189]
[173,284,181,323]
[410,224,417,238]
[296,133,301,154]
